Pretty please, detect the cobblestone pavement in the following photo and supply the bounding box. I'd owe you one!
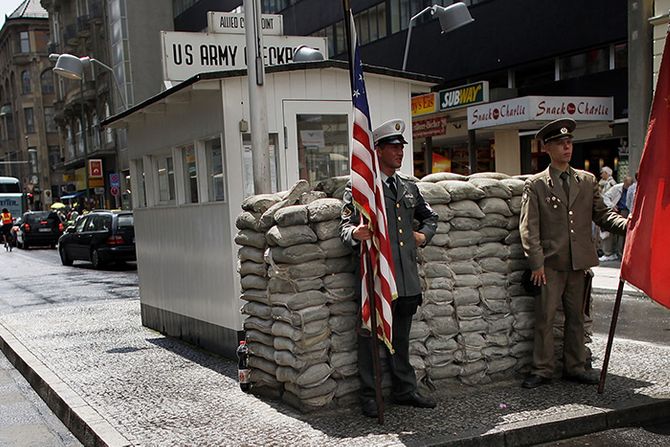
[1,299,669,447]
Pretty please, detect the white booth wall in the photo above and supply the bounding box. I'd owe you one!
[117,63,436,356]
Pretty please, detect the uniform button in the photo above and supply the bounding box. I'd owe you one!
[398,216,401,221]
[570,220,574,224]
[396,203,400,208]
[569,211,574,215]
[570,229,574,233]
[399,241,404,247]
[553,205,558,209]
[399,229,403,234]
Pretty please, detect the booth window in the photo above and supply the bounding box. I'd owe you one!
[205,137,225,202]
[242,133,281,197]
[296,114,349,185]
[156,155,175,204]
[130,158,147,208]
[181,144,199,203]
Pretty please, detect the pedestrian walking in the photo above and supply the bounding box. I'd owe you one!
[519,118,628,389]
[340,118,438,417]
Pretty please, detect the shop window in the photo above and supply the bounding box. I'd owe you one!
[24,107,35,133]
[205,137,225,202]
[296,114,349,185]
[181,144,199,203]
[156,155,175,204]
[21,70,31,94]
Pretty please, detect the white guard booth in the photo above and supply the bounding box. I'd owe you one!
[104,60,439,357]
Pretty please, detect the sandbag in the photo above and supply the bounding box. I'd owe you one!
[271,305,330,327]
[450,217,482,231]
[266,225,317,247]
[268,261,327,280]
[307,198,343,223]
[453,287,480,306]
[241,301,272,319]
[421,303,455,319]
[478,257,509,274]
[417,182,451,204]
[480,213,509,228]
[447,230,483,248]
[454,274,482,288]
[480,272,507,287]
[246,329,274,347]
[241,274,268,290]
[479,227,510,243]
[236,211,260,230]
[476,242,509,259]
[239,246,265,263]
[271,244,325,264]
[239,261,267,277]
[431,204,456,221]
[270,290,328,310]
[468,172,511,180]
[245,317,274,335]
[241,193,281,213]
[421,172,467,182]
[274,205,310,227]
[318,237,352,258]
[421,263,454,278]
[449,200,486,218]
[450,260,482,275]
[438,180,486,201]
[314,220,341,240]
[479,197,512,216]
[315,176,349,196]
[500,178,525,195]
[468,178,512,199]
[268,277,322,293]
[324,256,355,274]
[423,289,454,304]
[235,230,267,249]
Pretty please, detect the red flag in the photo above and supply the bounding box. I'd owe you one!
[348,11,398,351]
[620,31,670,308]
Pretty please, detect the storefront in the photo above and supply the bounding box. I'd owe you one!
[411,81,492,177]
[103,60,437,356]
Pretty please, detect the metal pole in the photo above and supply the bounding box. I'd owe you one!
[80,75,89,204]
[244,0,272,194]
[402,6,433,71]
[597,277,626,394]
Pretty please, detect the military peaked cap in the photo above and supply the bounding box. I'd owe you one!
[535,118,576,144]
[373,119,408,146]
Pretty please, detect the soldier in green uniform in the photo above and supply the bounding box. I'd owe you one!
[519,118,628,389]
[340,119,438,417]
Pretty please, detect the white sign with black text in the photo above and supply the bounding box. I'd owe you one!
[207,12,283,35]
[161,31,328,82]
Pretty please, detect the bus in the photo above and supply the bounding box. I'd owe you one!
[0,177,26,220]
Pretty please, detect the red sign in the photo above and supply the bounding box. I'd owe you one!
[89,159,103,178]
[110,186,120,197]
[412,117,448,139]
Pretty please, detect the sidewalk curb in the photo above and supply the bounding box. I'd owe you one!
[1,320,668,447]
[592,287,647,298]
[0,323,131,447]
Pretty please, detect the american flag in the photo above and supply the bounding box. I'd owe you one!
[348,11,398,352]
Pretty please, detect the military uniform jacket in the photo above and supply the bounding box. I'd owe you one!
[340,173,438,296]
[519,166,628,272]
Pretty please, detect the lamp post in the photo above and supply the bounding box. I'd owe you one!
[51,53,127,206]
[402,2,475,71]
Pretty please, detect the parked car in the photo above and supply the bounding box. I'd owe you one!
[58,210,135,269]
[16,211,64,249]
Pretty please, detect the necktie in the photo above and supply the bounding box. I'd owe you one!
[560,171,570,200]
[387,177,397,197]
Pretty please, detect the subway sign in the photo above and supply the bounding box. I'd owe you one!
[439,81,489,111]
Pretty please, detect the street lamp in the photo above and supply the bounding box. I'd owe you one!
[50,53,127,205]
[402,2,475,71]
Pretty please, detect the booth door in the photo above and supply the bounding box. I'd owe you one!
[283,100,352,188]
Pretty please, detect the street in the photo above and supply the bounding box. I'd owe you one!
[0,249,668,446]
[0,247,137,447]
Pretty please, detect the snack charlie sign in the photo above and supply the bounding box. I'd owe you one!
[207,12,283,35]
[161,31,328,82]
[467,96,613,130]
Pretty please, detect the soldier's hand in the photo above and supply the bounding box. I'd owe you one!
[531,267,546,287]
[413,231,426,247]
[352,223,372,241]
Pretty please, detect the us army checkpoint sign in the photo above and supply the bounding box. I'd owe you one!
[161,31,328,83]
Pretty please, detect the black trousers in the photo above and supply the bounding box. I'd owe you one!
[358,294,422,400]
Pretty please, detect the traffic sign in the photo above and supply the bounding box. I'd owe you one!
[89,159,103,178]
[109,172,120,188]
[110,186,120,197]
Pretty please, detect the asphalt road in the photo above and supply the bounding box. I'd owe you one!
[0,246,137,447]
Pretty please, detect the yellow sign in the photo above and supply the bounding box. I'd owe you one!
[411,93,437,117]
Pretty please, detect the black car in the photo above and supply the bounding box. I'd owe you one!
[58,211,136,269]
[16,211,64,249]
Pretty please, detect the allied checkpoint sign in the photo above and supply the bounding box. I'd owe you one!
[207,11,283,35]
[161,31,328,83]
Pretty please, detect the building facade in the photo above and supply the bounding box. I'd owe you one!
[40,0,173,209]
[0,0,59,209]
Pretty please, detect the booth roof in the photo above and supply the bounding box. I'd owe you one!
[101,59,443,128]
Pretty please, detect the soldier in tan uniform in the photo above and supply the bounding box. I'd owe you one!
[519,118,627,388]
[340,119,438,417]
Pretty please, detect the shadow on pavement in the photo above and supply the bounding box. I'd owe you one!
[143,330,668,445]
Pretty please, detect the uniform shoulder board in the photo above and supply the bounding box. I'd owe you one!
[396,172,418,182]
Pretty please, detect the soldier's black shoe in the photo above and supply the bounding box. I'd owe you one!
[522,374,552,389]
[361,399,378,418]
[392,392,436,408]
[563,369,600,385]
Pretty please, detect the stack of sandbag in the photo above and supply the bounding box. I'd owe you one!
[236,192,283,398]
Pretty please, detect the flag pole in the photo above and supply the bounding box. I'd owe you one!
[597,277,626,394]
[342,0,385,424]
